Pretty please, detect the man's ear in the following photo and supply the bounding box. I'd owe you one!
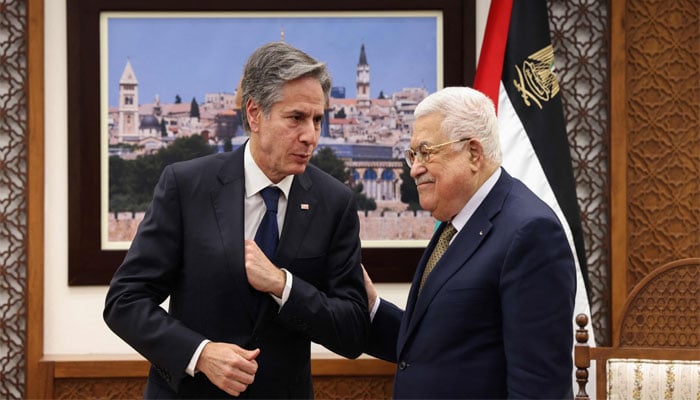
[246,98,261,132]
[468,140,484,161]
[469,139,485,167]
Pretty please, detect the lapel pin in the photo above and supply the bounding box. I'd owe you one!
[301,204,310,210]
[479,230,484,236]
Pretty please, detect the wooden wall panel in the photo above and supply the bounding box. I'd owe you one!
[610,0,700,338]
[313,376,393,399]
[52,377,394,400]
[625,0,700,282]
[54,379,146,400]
[43,357,395,399]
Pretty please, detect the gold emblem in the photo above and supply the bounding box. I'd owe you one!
[512,45,560,109]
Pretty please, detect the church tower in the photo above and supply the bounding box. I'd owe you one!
[118,59,139,140]
[356,44,370,110]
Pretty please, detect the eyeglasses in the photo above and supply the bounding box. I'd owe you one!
[404,137,471,167]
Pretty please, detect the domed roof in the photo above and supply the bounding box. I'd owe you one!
[140,115,160,130]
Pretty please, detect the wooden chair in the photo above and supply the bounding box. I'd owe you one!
[574,258,700,399]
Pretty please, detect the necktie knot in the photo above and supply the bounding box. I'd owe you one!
[260,187,280,213]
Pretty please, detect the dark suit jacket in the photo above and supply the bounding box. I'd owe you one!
[104,145,369,398]
[367,169,575,399]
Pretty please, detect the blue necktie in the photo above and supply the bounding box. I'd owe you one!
[254,187,281,259]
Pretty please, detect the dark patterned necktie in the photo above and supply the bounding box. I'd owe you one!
[254,187,281,259]
[418,222,457,295]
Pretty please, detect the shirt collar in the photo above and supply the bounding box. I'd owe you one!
[450,167,502,233]
[244,142,294,199]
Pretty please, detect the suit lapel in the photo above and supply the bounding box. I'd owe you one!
[211,146,259,324]
[397,169,514,356]
[275,172,316,266]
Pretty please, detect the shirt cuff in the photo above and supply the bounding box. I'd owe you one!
[186,339,211,377]
[369,297,381,322]
[270,268,292,308]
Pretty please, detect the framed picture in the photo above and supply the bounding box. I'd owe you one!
[68,0,475,285]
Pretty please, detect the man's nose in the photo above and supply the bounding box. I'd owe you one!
[410,159,426,178]
[299,120,319,143]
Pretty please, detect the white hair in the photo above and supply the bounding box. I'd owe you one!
[414,87,502,164]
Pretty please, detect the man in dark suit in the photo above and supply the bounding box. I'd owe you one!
[104,42,369,398]
[363,87,576,399]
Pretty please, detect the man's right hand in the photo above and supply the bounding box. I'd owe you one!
[196,342,260,396]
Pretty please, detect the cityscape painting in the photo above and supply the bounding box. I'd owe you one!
[101,12,443,250]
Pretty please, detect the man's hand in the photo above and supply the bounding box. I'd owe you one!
[361,264,377,312]
[244,240,286,297]
[196,342,260,397]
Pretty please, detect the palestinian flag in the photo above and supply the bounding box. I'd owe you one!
[473,0,595,345]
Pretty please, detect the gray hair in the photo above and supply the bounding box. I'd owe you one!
[414,87,502,164]
[240,42,332,133]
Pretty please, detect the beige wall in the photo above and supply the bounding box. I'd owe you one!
[44,0,119,355]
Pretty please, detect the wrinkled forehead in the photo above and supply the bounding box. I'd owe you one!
[411,112,447,146]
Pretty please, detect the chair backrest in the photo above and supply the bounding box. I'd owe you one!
[574,258,700,400]
[616,258,700,348]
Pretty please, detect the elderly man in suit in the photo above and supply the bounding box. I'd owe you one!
[363,87,576,399]
[104,42,369,398]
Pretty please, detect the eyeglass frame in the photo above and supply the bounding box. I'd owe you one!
[404,137,471,167]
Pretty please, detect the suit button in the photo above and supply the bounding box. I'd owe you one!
[398,361,408,370]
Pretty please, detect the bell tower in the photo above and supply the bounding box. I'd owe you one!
[118,59,139,140]
[356,44,370,111]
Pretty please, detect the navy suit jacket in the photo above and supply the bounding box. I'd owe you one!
[367,169,575,399]
[104,145,369,398]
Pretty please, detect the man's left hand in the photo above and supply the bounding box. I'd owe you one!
[244,240,286,297]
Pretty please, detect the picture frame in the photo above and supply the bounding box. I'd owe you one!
[67,0,475,285]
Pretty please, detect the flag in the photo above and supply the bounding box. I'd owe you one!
[474,0,596,392]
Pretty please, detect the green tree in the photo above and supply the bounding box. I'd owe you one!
[108,156,128,211]
[175,94,182,104]
[108,135,216,212]
[128,154,164,210]
[310,146,349,183]
[400,162,422,211]
[190,97,200,120]
[108,154,159,212]
[309,146,376,211]
[158,135,214,166]
[352,182,377,211]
